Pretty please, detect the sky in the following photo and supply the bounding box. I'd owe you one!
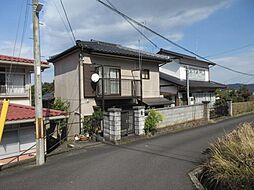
[0,0,254,84]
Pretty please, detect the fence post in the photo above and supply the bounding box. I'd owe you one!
[202,101,210,121]
[108,108,121,142]
[227,100,233,116]
[133,106,145,135]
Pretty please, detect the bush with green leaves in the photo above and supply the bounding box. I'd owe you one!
[83,110,103,135]
[51,98,70,112]
[144,109,163,135]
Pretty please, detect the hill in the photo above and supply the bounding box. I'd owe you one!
[227,83,254,92]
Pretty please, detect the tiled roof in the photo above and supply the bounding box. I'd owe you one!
[160,72,226,89]
[158,48,216,66]
[0,54,49,66]
[0,102,67,122]
[49,40,171,63]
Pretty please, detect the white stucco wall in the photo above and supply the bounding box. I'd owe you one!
[160,60,181,78]
[160,60,209,82]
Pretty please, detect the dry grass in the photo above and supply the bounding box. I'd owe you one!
[201,123,254,190]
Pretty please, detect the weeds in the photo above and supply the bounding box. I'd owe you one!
[200,123,254,190]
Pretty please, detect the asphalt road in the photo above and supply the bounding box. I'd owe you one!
[0,114,253,190]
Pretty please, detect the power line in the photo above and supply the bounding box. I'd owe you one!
[205,42,254,58]
[97,0,254,77]
[7,0,25,85]
[105,0,159,49]
[50,0,74,45]
[59,0,76,44]
[18,0,30,58]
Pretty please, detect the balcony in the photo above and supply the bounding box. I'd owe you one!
[97,78,141,99]
[0,85,29,97]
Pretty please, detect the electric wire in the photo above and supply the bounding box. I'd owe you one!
[205,42,254,58]
[18,0,30,58]
[50,0,74,45]
[97,0,254,77]
[6,0,25,86]
[105,0,159,49]
[59,0,76,44]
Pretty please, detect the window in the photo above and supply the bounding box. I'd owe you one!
[98,66,121,95]
[142,69,150,79]
[109,68,120,94]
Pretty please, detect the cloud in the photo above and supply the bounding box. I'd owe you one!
[41,0,229,57]
[210,49,254,84]
[1,0,229,83]
[0,41,33,59]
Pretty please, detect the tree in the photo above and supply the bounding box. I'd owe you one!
[31,82,54,106]
[238,85,251,102]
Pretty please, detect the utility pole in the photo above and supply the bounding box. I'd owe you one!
[32,0,45,166]
[186,66,190,105]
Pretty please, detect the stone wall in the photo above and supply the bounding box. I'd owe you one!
[156,104,205,128]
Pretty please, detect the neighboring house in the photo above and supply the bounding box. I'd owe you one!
[0,102,67,165]
[158,49,226,106]
[49,40,171,136]
[0,54,49,106]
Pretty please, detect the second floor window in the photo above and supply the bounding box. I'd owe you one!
[142,69,150,79]
[109,68,120,95]
[98,66,120,95]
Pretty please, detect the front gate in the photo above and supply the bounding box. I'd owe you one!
[121,110,134,136]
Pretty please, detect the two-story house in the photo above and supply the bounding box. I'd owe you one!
[49,40,171,136]
[0,54,68,165]
[158,49,226,106]
[0,54,49,105]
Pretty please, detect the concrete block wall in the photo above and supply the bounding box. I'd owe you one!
[133,106,145,135]
[103,108,121,142]
[156,104,205,128]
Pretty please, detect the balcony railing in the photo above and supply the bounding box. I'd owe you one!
[0,85,28,96]
[97,78,141,97]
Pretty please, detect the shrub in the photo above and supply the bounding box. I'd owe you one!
[144,109,163,135]
[200,123,254,190]
[51,98,70,112]
[83,110,103,135]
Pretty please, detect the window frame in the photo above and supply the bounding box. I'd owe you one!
[142,69,150,80]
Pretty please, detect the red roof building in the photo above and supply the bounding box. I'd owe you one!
[0,102,67,124]
[0,54,49,68]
